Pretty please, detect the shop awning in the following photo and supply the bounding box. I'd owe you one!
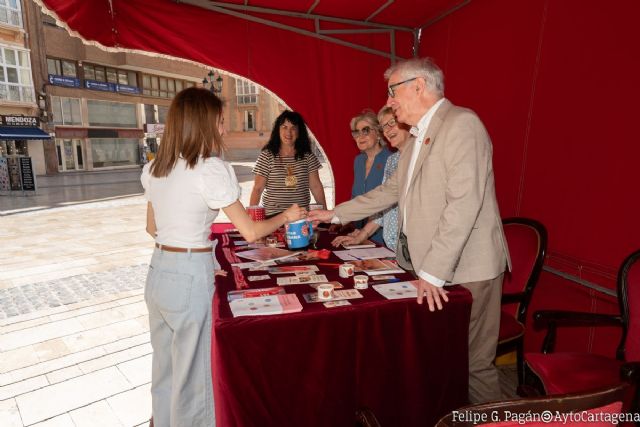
[0,126,52,140]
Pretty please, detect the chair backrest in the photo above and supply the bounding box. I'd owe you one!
[619,249,640,362]
[436,383,630,426]
[501,218,547,322]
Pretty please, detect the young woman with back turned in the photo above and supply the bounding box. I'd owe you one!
[141,87,305,426]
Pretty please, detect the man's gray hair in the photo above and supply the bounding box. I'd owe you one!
[384,57,445,97]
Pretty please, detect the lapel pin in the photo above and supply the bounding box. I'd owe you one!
[424,137,431,145]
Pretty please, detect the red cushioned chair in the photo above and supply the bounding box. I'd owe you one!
[434,382,633,427]
[523,249,640,407]
[497,218,547,385]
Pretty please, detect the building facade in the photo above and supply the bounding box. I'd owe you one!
[8,0,284,181]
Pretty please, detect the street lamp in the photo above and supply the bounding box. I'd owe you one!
[202,69,223,94]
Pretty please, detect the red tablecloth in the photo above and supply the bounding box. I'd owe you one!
[211,229,472,427]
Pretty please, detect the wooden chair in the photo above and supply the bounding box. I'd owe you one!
[523,249,640,409]
[435,382,633,426]
[497,217,547,385]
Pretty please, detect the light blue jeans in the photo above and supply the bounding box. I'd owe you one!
[145,247,215,427]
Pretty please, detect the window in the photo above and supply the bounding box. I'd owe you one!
[0,0,22,28]
[51,96,82,125]
[87,100,137,128]
[142,74,192,99]
[47,58,77,77]
[244,110,256,131]
[0,45,33,102]
[91,138,140,168]
[236,80,258,104]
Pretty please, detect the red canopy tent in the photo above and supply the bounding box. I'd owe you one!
[38,0,640,354]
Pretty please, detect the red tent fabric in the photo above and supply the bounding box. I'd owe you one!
[39,0,640,299]
[40,0,452,202]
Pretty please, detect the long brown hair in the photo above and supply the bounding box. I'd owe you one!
[150,87,225,177]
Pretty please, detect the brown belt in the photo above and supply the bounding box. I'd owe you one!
[155,243,212,253]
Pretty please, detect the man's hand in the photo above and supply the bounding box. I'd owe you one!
[307,209,335,226]
[416,278,449,312]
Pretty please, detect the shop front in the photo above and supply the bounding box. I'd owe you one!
[54,127,144,171]
[0,115,51,194]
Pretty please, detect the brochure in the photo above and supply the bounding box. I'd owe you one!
[276,274,328,286]
[267,265,319,275]
[351,259,404,276]
[227,286,285,302]
[342,240,376,249]
[302,288,363,303]
[236,247,301,262]
[372,281,419,300]
[229,294,303,317]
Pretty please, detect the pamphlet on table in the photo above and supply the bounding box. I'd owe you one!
[303,288,363,303]
[372,281,419,300]
[227,286,285,302]
[351,259,404,275]
[333,247,396,261]
[276,274,328,286]
[341,240,376,249]
[236,247,301,262]
[267,265,319,275]
[229,294,303,317]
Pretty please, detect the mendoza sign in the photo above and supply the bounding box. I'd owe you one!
[1,115,40,127]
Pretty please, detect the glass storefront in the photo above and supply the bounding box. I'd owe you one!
[90,138,139,168]
[55,139,84,171]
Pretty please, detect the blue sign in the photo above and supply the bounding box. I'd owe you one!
[85,80,116,92]
[116,84,141,94]
[48,74,80,88]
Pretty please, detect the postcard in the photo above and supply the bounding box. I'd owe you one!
[276,274,328,286]
[323,300,351,308]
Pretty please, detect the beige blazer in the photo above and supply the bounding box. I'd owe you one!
[335,99,511,284]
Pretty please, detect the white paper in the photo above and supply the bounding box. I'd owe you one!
[348,247,396,259]
[333,250,360,261]
[229,294,303,317]
[372,281,418,300]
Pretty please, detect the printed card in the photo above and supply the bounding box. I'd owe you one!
[276,274,328,286]
[323,300,351,308]
[247,275,271,281]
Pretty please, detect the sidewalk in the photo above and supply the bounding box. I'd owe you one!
[0,161,334,426]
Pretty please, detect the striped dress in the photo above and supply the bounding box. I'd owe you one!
[253,150,322,216]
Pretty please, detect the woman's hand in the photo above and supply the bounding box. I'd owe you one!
[331,230,366,247]
[282,203,307,223]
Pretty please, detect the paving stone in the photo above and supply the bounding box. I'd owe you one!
[0,265,148,319]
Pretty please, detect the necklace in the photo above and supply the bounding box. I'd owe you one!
[278,154,298,190]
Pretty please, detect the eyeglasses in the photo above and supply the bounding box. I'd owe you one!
[381,118,397,131]
[351,126,373,139]
[387,77,417,98]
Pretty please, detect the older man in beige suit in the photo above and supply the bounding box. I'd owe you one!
[309,57,510,403]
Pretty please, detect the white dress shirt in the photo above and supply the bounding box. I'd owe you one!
[404,98,447,287]
[141,157,240,248]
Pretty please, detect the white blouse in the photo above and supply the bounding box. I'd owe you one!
[141,156,240,248]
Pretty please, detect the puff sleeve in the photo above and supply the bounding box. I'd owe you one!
[140,162,152,201]
[199,157,241,209]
